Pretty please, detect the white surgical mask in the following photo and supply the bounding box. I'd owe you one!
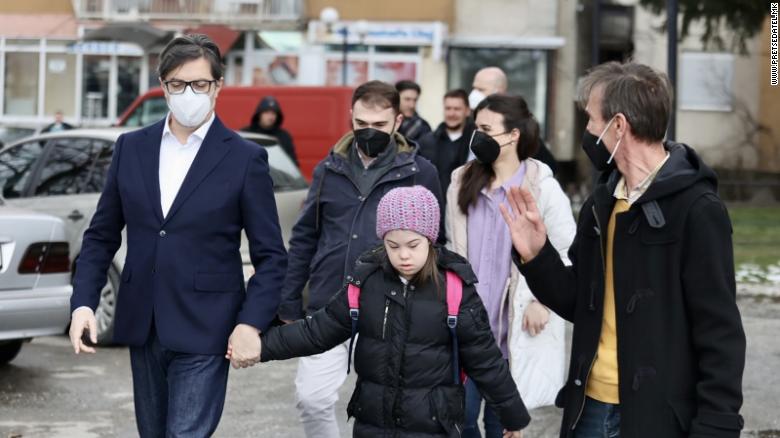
[468,89,486,110]
[167,86,213,128]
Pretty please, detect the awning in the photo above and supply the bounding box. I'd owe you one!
[83,22,172,50]
[183,25,242,55]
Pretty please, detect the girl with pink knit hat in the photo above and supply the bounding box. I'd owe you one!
[252,185,530,437]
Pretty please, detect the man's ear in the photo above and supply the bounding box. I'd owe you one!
[614,113,628,138]
[395,112,404,127]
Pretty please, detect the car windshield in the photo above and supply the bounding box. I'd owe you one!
[123,97,168,127]
[240,137,308,191]
[0,127,36,145]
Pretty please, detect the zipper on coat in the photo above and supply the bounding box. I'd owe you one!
[570,355,597,431]
[382,299,390,340]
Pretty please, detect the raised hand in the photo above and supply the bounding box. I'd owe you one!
[498,187,547,262]
[503,430,523,438]
[69,307,98,354]
[226,323,262,369]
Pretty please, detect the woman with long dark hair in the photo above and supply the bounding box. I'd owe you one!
[445,94,576,437]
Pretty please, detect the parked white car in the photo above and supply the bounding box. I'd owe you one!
[0,128,308,344]
[0,197,72,364]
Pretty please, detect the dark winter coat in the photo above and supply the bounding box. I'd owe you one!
[399,112,432,142]
[242,96,298,166]
[418,121,476,194]
[277,131,444,321]
[516,142,746,438]
[262,246,531,437]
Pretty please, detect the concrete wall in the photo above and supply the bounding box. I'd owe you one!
[631,3,764,170]
[0,0,73,13]
[454,0,558,38]
[550,0,579,161]
[307,0,454,27]
[758,17,780,172]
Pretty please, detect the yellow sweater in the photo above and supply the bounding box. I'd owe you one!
[586,199,630,404]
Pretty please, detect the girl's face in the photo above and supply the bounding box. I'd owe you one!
[384,229,431,280]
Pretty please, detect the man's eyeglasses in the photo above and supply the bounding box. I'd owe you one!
[163,80,217,95]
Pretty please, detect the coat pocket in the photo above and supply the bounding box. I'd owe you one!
[346,380,363,419]
[430,385,465,437]
[668,399,695,433]
[194,272,243,292]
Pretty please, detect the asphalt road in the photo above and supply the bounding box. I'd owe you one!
[1,293,778,437]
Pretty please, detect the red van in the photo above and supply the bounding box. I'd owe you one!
[117,86,354,180]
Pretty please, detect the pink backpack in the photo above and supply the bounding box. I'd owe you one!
[346,271,465,385]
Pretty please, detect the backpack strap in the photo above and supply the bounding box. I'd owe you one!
[346,283,361,375]
[445,270,463,385]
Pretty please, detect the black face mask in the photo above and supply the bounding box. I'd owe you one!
[469,130,509,164]
[581,129,616,172]
[354,127,392,158]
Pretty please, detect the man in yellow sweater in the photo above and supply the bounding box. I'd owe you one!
[499,61,745,438]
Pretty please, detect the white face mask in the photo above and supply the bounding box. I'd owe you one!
[167,86,213,128]
[468,89,486,110]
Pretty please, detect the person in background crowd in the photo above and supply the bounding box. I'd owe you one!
[446,94,574,438]
[278,80,444,438]
[500,61,746,438]
[468,67,558,174]
[418,88,476,196]
[396,80,432,142]
[41,110,75,133]
[243,95,299,166]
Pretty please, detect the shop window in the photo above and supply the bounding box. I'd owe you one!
[4,53,39,116]
[44,53,77,117]
[82,55,110,120]
[448,47,549,133]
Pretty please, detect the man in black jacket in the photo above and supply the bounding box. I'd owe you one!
[499,61,745,438]
[418,89,475,195]
[243,95,298,165]
[396,80,432,142]
[278,80,443,438]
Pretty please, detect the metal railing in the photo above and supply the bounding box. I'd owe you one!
[72,0,303,23]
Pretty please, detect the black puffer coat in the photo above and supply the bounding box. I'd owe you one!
[262,246,530,437]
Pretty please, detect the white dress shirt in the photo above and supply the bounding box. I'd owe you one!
[159,112,215,218]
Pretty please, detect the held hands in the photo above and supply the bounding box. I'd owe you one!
[498,187,547,263]
[69,307,98,354]
[522,300,550,337]
[503,430,523,438]
[225,323,262,369]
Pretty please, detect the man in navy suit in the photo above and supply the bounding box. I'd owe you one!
[68,34,287,437]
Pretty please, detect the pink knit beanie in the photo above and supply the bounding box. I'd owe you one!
[376,186,440,242]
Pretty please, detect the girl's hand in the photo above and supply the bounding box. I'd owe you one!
[522,300,550,337]
[503,430,522,438]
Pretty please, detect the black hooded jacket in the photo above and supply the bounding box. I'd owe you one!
[243,96,298,166]
[516,141,746,438]
[262,246,530,437]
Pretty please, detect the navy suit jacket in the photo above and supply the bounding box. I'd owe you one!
[71,116,287,355]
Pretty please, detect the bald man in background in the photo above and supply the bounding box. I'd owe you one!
[467,67,558,174]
